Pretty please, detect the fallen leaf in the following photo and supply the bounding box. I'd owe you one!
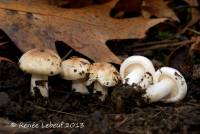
[142,0,179,22]
[0,0,166,64]
[109,0,178,20]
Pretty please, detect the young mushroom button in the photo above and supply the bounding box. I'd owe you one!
[61,57,90,94]
[144,67,187,103]
[19,48,62,97]
[86,62,121,101]
[120,56,155,88]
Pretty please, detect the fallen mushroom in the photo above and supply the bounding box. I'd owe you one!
[61,57,91,94]
[144,67,187,103]
[19,48,62,97]
[120,56,155,88]
[86,62,121,101]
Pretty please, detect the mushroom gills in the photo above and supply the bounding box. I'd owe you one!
[124,67,145,85]
[144,77,175,102]
[120,56,155,88]
[124,69,153,88]
[31,74,48,97]
[72,79,89,94]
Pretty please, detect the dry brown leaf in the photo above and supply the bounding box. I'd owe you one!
[143,0,179,22]
[109,0,178,20]
[0,0,166,64]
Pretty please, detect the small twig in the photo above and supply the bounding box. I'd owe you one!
[186,102,200,107]
[132,40,194,51]
[187,28,200,35]
[176,15,200,36]
[114,116,130,128]
[150,111,162,119]
[128,39,177,48]
[34,105,88,118]
[174,5,199,9]
[0,41,8,46]
[62,49,73,60]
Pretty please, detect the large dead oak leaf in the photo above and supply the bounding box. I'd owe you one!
[0,0,166,64]
[143,0,179,22]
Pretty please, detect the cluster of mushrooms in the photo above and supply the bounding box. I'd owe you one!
[19,48,187,103]
[120,56,187,103]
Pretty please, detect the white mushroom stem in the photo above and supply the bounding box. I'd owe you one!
[31,74,48,97]
[94,82,107,101]
[123,67,145,85]
[72,79,89,94]
[144,77,175,102]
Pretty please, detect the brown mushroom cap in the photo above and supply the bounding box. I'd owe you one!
[87,62,121,87]
[61,57,90,80]
[19,48,62,76]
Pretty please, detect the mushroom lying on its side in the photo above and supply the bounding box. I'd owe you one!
[144,67,187,103]
[87,62,121,101]
[19,48,62,97]
[120,56,155,89]
[61,57,91,94]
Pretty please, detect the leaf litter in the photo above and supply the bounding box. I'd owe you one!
[0,0,167,64]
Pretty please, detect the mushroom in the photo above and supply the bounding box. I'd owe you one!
[144,67,187,103]
[19,48,62,97]
[120,56,155,88]
[86,62,121,101]
[61,57,90,94]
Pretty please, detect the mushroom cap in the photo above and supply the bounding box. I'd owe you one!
[19,48,62,76]
[120,56,155,79]
[154,67,187,103]
[61,57,90,80]
[87,62,121,87]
